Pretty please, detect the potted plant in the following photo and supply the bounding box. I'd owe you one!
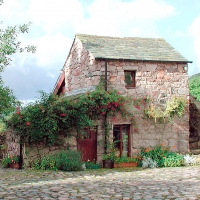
[2,154,20,169]
[102,142,118,168]
[114,155,138,168]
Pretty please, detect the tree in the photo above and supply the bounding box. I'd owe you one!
[0,1,36,118]
[189,76,200,101]
[0,23,36,75]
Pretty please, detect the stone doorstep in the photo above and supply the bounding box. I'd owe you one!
[190,148,200,155]
[189,137,199,142]
[189,141,199,149]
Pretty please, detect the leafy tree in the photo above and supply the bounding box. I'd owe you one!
[0,1,36,119]
[0,84,20,118]
[189,76,200,101]
[0,22,36,75]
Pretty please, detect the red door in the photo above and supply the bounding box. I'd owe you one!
[77,130,97,162]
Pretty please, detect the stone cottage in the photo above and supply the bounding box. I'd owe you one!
[54,34,192,162]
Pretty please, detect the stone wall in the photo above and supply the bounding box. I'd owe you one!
[0,132,6,159]
[23,135,77,162]
[105,60,189,155]
[5,129,20,157]
[63,37,190,161]
[3,129,78,164]
[64,36,103,95]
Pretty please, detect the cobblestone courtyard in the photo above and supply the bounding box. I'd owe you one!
[0,166,200,200]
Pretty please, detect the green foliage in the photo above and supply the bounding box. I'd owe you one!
[0,84,20,119]
[0,3,36,121]
[78,88,128,119]
[0,22,36,73]
[2,154,19,168]
[8,91,60,145]
[162,153,184,167]
[144,96,187,123]
[85,160,101,169]
[30,150,83,171]
[55,150,82,171]
[102,139,119,162]
[32,154,57,170]
[8,87,133,145]
[189,77,200,101]
[138,145,184,168]
[165,96,187,120]
[115,155,138,163]
[2,155,11,168]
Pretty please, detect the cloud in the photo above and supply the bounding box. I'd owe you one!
[0,0,177,100]
[29,0,84,33]
[74,0,175,37]
[31,34,72,68]
[190,15,200,69]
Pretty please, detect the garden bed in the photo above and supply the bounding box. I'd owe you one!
[114,162,138,168]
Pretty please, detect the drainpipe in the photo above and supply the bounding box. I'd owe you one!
[104,59,108,154]
[105,59,108,91]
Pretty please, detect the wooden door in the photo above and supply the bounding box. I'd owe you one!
[77,130,97,162]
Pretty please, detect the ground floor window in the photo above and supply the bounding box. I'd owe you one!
[113,125,130,157]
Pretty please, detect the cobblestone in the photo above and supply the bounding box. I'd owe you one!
[0,166,200,199]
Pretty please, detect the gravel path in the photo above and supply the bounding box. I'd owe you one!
[0,166,200,199]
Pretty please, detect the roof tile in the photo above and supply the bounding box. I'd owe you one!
[76,34,191,63]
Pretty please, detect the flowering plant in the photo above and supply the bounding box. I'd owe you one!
[85,160,101,169]
[2,154,19,168]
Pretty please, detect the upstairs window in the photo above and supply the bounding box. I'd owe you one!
[124,71,136,88]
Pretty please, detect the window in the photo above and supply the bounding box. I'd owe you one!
[113,125,130,157]
[124,71,136,88]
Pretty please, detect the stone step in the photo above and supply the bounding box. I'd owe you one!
[190,148,200,155]
[189,141,199,149]
[189,137,199,142]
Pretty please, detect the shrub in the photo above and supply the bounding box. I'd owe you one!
[183,154,196,166]
[162,152,184,167]
[142,157,157,168]
[55,150,82,171]
[138,145,184,168]
[30,150,83,171]
[85,160,101,169]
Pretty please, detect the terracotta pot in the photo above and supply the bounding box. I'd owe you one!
[10,163,20,169]
[103,160,114,169]
[114,162,138,168]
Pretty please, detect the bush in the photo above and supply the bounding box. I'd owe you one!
[55,150,83,171]
[142,157,157,168]
[162,152,184,167]
[183,154,196,166]
[85,160,101,169]
[31,150,83,171]
[189,77,200,101]
[138,145,184,168]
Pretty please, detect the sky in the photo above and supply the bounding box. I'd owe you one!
[0,0,200,101]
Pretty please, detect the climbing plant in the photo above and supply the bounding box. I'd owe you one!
[144,96,187,123]
[7,87,135,145]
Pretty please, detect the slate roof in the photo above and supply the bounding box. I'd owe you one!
[76,34,192,63]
